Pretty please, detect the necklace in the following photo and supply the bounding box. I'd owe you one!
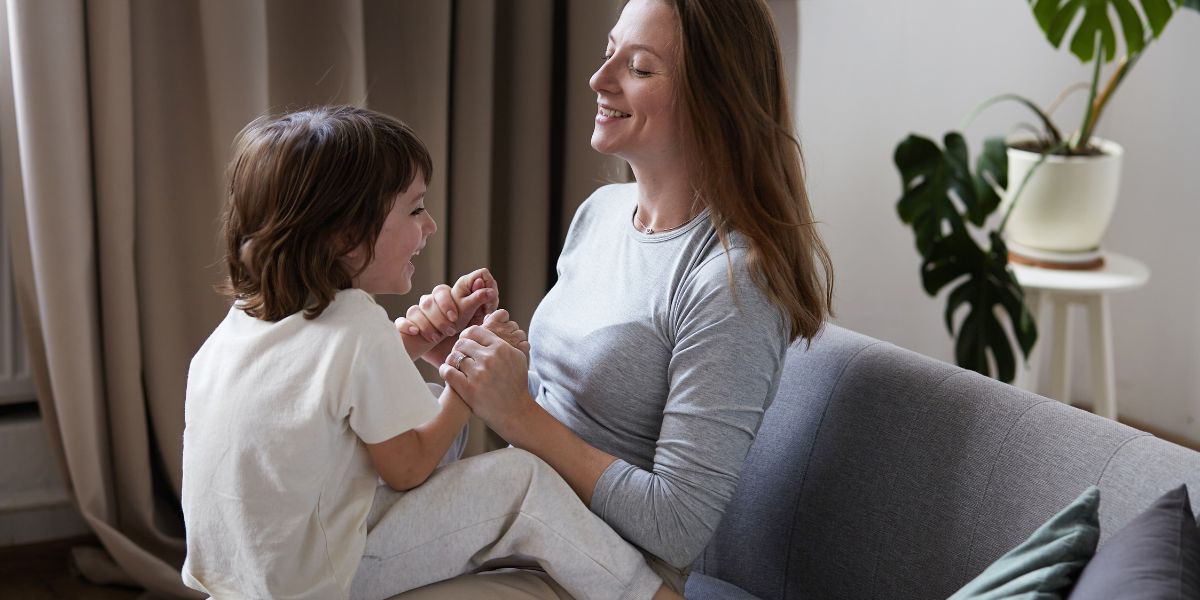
[633,206,697,235]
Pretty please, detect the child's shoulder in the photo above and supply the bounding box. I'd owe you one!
[322,289,394,338]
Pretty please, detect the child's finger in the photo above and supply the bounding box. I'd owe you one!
[393,317,421,337]
[457,287,495,322]
[430,284,458,323]
[405,305,443,343]
[454,268,491,297]
[419,292,456,337]
[454,268,498,315]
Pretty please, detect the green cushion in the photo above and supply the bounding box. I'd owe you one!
[949,487,1100,600]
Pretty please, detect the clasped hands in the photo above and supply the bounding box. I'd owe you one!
[395,268,536,437]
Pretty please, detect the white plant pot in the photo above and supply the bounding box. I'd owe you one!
[1001,138,1123,253]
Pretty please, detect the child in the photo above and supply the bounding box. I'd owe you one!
[181,106,676,600]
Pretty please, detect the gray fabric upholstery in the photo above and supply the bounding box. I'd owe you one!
[692,324,1200,600]
[683,573,760,600]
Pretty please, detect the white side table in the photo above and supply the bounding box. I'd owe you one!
[1011,252,1150,420]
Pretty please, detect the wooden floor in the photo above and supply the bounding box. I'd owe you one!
[0,537,143,599]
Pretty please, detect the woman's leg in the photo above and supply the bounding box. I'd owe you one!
[349,448,663,600]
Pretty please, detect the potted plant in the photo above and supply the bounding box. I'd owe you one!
[893,0,1197,383]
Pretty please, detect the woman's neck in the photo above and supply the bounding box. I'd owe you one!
[629,164,699,233]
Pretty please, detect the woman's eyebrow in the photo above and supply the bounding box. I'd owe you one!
[607,34,662,59]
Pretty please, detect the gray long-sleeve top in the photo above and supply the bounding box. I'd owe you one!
[527,183,790,569]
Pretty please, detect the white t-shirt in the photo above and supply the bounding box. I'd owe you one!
[181,288,439,599]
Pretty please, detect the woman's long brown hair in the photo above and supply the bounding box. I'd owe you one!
[668,0,833,343]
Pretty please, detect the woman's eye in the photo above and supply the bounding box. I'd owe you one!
[601,53,612,63]
[630,65,652,77]
[411,207,426,216]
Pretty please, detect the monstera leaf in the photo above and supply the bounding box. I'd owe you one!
[1029,0,1186,62]
[895,133,1037,382]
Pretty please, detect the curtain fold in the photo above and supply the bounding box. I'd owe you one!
[2,0,626,596]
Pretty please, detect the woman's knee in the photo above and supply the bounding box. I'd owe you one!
[486,448,571,494]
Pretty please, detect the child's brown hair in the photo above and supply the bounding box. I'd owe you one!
[220,105,432,321]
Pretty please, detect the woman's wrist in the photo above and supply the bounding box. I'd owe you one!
[492,391,543,448]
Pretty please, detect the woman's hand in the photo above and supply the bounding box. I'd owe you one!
[480,309,531,360]
[438,326,535,443]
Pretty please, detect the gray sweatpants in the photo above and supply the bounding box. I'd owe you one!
[348,447,664,600]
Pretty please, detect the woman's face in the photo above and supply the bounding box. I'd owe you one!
[589,0,681,168]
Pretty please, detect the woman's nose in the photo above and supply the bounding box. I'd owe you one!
[589,59,617,94]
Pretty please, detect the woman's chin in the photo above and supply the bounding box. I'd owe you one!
[590,135,617,156]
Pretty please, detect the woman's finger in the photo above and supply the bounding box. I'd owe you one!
[452,337,487,360]
[439,362,470,391]
[460,325,503,347]
[483,309,510,326]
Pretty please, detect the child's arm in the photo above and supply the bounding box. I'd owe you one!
[397,268,498,364]
[365,385,472,491]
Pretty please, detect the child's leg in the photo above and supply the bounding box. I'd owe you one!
[349,448,663,600]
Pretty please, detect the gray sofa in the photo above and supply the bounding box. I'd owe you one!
[685,324,1200,600]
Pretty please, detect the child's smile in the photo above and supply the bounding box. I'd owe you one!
[351,175,435,295]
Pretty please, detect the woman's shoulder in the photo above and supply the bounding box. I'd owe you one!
[575,182,636,220]
[562,183,636,247]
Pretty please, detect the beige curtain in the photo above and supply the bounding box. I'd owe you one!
[0,0,625,596]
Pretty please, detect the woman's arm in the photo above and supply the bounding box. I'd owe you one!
[446,257,789,569]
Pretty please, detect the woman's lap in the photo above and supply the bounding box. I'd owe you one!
[392,568,573,600]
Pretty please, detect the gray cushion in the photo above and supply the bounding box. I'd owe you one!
[1068,485,1200,599]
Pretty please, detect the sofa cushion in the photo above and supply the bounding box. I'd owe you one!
[1067,485,1200,599]
[947,486,1099,599]
[683,573,761,600]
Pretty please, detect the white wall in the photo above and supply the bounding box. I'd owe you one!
[796,0,1200,444]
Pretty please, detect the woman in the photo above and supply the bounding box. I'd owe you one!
[405,0,832,596]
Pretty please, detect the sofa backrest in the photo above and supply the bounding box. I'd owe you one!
[696,324,1200,600]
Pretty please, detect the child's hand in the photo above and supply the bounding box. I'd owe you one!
[396,268,498,364]
[481,309,531,362]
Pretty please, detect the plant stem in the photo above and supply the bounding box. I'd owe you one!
[961,94,1062,145]
[1081,47,1144,149]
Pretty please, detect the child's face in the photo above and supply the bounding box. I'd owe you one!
[349,176,435,295]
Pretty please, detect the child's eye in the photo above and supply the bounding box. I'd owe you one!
[411,207,426,216]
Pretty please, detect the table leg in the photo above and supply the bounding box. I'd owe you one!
[1049,296,1072,405]
[1087,294,1117,420]
[1013,289,1046,393]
